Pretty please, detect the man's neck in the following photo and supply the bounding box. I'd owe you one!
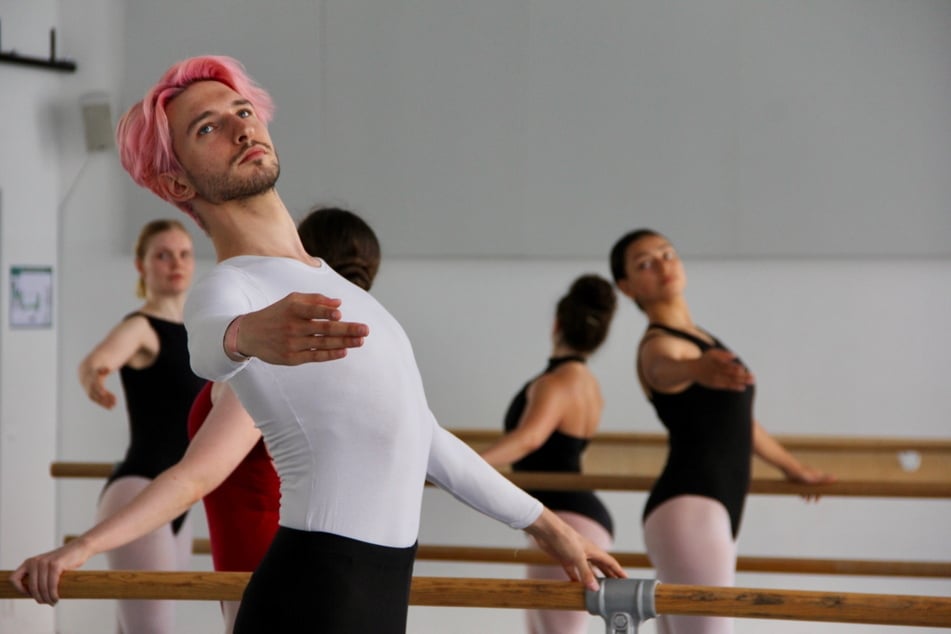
[202,191,314,263]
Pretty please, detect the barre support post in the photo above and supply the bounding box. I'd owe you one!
[586,578,657,634]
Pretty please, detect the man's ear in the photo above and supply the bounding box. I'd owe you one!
[158,172,196,204]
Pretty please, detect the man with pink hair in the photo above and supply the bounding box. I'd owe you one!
[13,56,625,633]
[116,56,275,228]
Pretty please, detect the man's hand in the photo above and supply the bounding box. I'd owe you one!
[235,293,369,365]
[523,508,626,590]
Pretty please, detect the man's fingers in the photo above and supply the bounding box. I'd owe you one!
[307,334,366,350]
[302,348,350,363]
[282,347,362,366]
[286,334,365,354]
[288,293,343,319]
[306,320,369,338]
[576,563,598,590]
[288,296,370,336]
[590,553,627,580]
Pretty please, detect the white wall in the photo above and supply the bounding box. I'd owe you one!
[0,0,64,630]
[314,0,951,259]
[1,2,949,633]
[118,0,951,260]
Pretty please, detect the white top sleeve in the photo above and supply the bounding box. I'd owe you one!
[426,423,542,529]
[185,255,543,547]
[184,266,253,381]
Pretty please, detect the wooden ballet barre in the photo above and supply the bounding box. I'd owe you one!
[50,428,951,487]
[51,462,113,478]
[504,473,951,499]
[650,583,951,627]
[453,429,951,484]
[414,545,951,579]
[451,429,951,452]
[2,571,950,627]
[60,535,951,578]
[48,462,951,498]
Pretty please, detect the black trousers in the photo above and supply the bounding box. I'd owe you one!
[234,527,417,633]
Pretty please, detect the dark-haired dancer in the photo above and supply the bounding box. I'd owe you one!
[609,228,835,634]
[482,274,617,634]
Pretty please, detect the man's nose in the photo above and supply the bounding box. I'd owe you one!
[232,117,253,144]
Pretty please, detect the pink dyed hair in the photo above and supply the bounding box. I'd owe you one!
[115,56,275,224]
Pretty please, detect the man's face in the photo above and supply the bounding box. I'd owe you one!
[165,80,280,206]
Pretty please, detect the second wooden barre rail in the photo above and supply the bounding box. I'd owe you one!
[62,536,949,579]
[48,462,951,498]
[2,572,950,627]
[415,545,951,579]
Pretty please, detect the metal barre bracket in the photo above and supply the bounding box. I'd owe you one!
[585,578,658,634]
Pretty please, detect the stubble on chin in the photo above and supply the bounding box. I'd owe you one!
[188,158,281,205]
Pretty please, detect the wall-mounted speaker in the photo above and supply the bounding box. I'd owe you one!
[80,92,114,152]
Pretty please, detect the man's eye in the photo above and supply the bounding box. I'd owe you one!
[197,124,214,136]
[238,109,252,118]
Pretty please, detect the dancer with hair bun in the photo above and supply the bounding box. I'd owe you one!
[482,273,617,634]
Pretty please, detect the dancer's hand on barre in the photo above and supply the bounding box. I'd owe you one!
[752,421,837,502]
[523,508,627,590]
[226,292,370,365]
[784,463,838,502]
[10,539,92,605]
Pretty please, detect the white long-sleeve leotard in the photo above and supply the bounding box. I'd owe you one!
[185,255,541,548]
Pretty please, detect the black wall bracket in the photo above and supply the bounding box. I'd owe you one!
[0,20,77,73]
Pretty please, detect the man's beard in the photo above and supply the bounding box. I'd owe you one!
[188,158,280,205]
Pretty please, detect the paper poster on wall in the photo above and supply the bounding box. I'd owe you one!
[10,266,53,328]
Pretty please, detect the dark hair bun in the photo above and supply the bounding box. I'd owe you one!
[557,274,617,353]
[567,275,616,314]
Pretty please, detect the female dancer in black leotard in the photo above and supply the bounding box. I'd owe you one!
[609,228,835,634]
[481,274,617,634]
[77,219,205,634]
